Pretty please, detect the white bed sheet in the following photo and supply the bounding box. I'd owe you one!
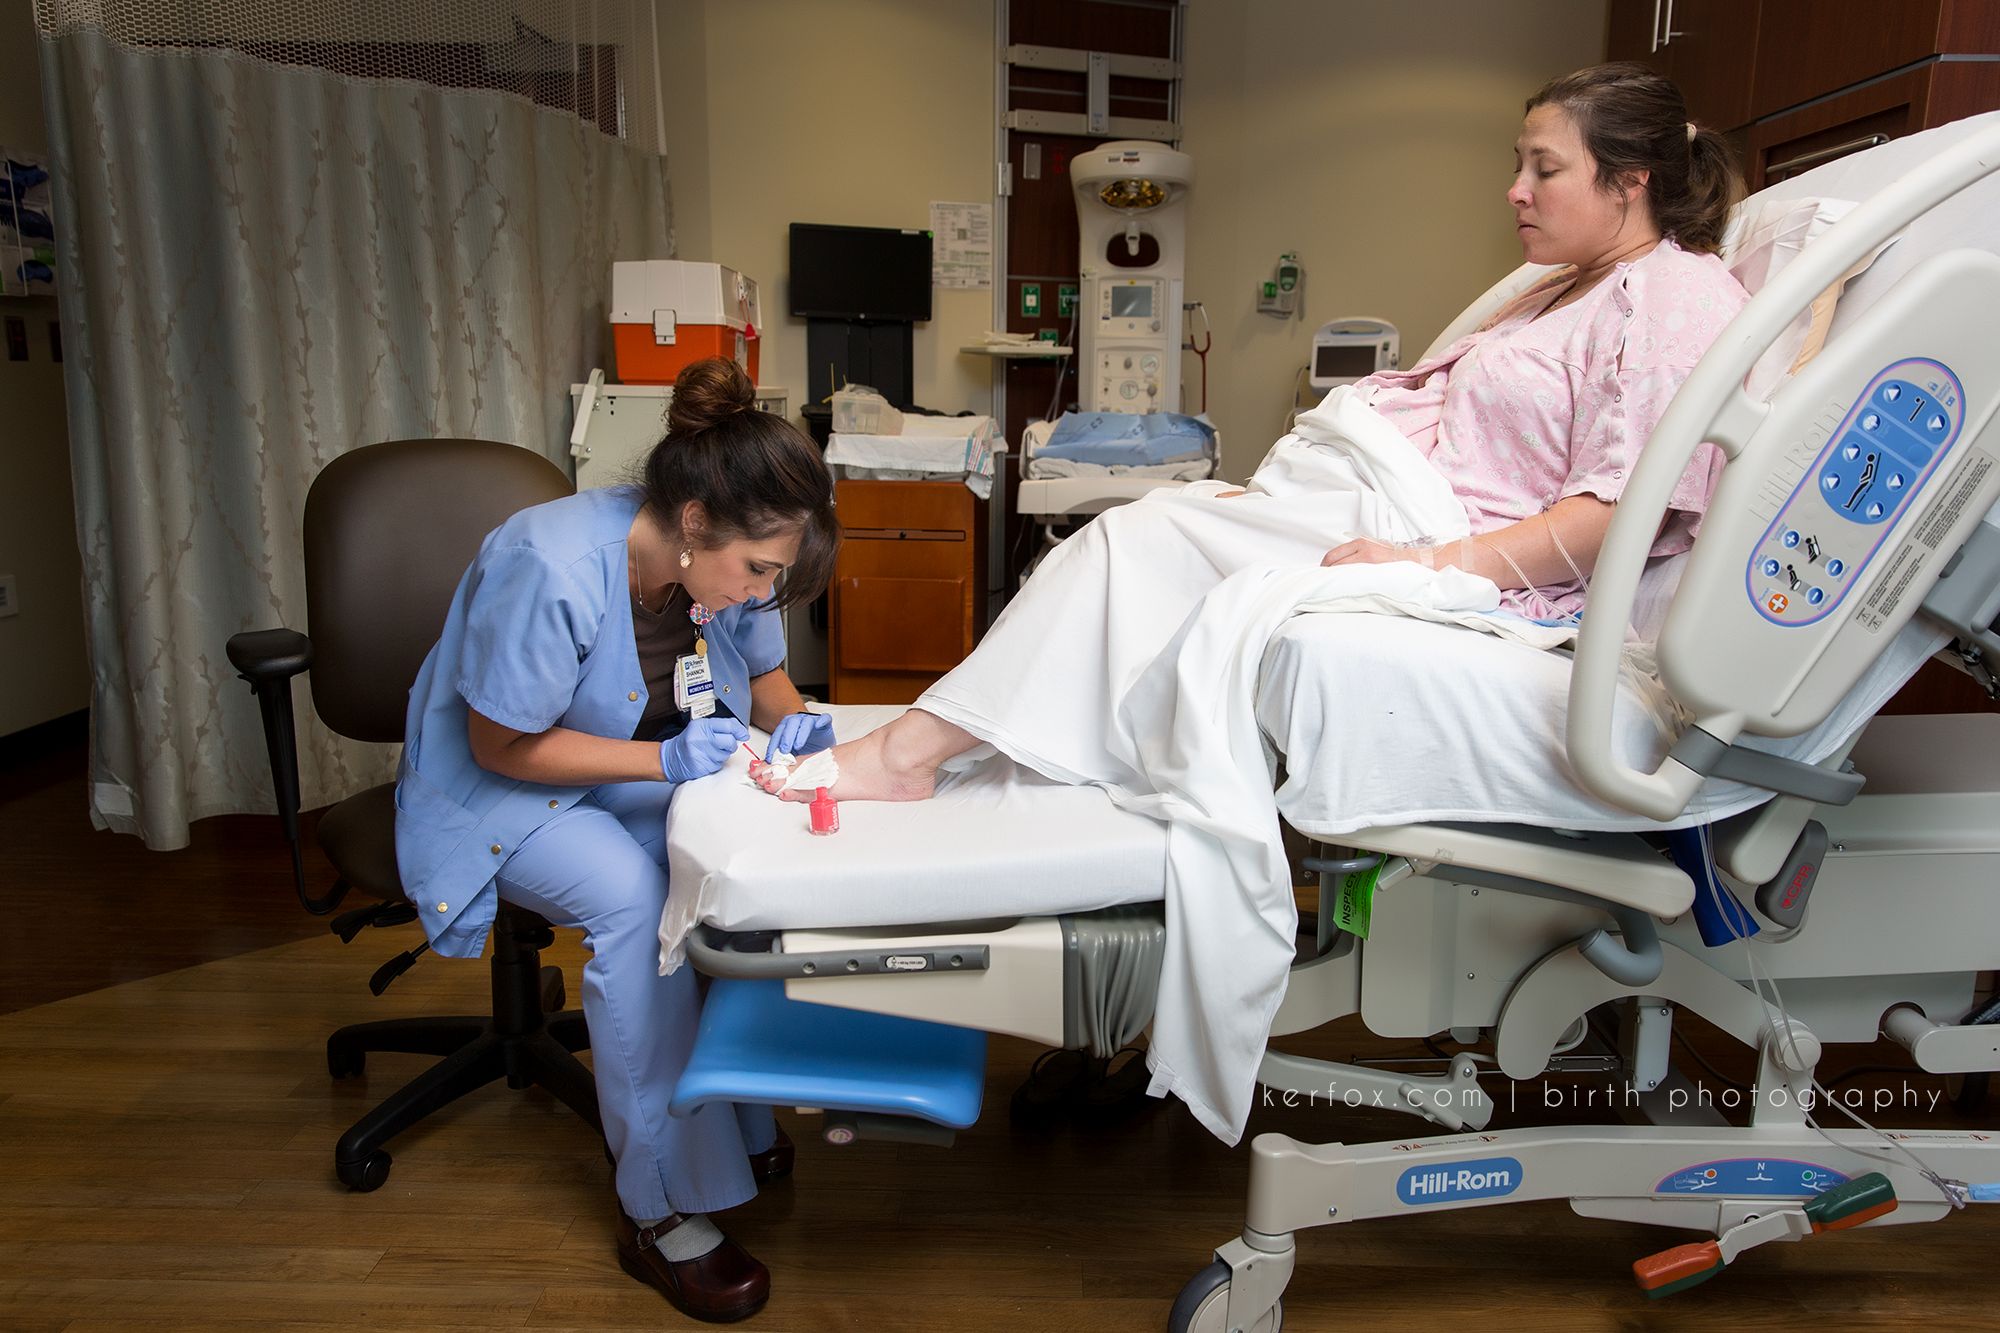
[1259,610,1945,841]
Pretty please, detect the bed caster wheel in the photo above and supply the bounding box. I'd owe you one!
[327,1042,364,1079]
[1167,1259,1284,1333]
[336,1150,391,1192]
[539,965,566,1013]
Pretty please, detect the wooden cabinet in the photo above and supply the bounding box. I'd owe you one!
[827,480,987,704]
[1750,0,2000,121]
[1606,0,1673,76]
[1608,0,2000,158]
[1605,0,1761,129]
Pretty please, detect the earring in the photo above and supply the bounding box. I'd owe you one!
[678,548,693,569]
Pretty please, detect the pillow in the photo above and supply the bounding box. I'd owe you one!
[1721,195,1898,399]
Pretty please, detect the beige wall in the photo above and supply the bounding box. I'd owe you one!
[0,7,87,738]
[656,0,994,417]
[1183,0,1609,477]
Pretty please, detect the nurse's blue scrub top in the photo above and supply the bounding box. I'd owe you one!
[394,484,786,958]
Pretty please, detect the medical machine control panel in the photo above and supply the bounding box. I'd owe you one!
[1746,357,1964,627]
[1309,317,1401,391]
[1094,279,1169,408]
[1098,349,1165,404]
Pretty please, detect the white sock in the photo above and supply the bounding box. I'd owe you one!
[639,1212,723,1262]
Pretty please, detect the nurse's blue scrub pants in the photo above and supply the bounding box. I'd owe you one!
[494,780,775,1220]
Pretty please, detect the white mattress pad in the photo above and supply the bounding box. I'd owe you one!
[661,704,1167,964]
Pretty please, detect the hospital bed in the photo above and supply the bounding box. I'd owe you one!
[663,115,2000,1329]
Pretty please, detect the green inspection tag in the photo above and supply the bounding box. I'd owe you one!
[1332,858,1383,939]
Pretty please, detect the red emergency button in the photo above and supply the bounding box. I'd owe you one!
[1766,592,1790,614]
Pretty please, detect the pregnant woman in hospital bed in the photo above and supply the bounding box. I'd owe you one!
[396,359,837,1322]
[768,62,1750,810]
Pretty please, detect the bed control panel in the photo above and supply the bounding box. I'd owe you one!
[1745,358,1964,627]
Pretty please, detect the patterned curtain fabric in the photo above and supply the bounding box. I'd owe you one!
[35,12,672,848]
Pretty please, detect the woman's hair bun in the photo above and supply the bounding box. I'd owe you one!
[667,357,757,437]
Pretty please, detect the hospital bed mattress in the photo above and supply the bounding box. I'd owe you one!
[662,704,1168,951]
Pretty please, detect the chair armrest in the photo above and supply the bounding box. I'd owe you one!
[226,626,344,914]
[226,627,312,684]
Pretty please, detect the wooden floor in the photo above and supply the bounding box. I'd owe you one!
[5,714,1999,1329]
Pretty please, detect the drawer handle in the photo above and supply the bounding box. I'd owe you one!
[843,527,966,542]
[1768,134,1889,179]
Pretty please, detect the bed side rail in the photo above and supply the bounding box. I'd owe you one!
[1570,122,2000,820]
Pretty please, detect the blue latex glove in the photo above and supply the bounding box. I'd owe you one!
[765,710,835,762]
[659,714,749,783]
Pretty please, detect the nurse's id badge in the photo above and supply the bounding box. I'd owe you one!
[673,651,716,719]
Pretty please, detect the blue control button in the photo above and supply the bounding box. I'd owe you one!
[1842,444,1861,461]
[1881,383,1902,402]
[1826,558,1845,578]
[1867,502,1884,518]
[1782,530,1800,548]
[1862,413,1881,430]
[1929,414,1948,433]
[1807,587,1825,606]
[1824,474,1841,491]
[1762,558,1782,577]
[1888,473,1905,490]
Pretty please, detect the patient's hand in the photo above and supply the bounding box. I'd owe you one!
[1323,537,1432,568]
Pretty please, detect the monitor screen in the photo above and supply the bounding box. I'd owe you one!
[1314,343,1379,379]
[1110,284,1154,318]
[788,223,934,321]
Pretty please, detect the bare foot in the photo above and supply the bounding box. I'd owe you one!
[765,710,976,804]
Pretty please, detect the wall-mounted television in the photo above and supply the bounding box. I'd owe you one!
[788,222,933,322]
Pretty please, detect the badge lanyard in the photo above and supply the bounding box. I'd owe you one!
[673,598,718,719]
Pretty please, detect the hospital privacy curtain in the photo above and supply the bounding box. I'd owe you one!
[32,1,674,848]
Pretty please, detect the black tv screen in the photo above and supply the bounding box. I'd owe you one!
[788,223,933,322]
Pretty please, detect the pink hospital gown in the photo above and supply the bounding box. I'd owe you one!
[1358,238,1749,619]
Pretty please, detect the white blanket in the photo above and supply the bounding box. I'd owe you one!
[918,387,1572,1143]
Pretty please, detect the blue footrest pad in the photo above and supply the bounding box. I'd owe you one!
[669,978,987,1128]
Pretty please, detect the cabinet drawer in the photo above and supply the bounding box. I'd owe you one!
[834,479,975,534]
[834,576,972,672]
[1744,61,2000,189]
[1745,65,1930,188]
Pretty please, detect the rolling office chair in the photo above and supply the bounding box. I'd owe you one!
[226,438,601,1192]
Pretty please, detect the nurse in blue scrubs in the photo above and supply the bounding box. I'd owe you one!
[395,357,838,1323]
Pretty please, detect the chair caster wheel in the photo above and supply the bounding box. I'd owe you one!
[540,965,566,1013]
[327,1043,365,1079]
[1167,1260,1283,1333]
[337,1151,392,1192]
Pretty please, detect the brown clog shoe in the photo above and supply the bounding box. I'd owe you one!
[615,1208,770,1324]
